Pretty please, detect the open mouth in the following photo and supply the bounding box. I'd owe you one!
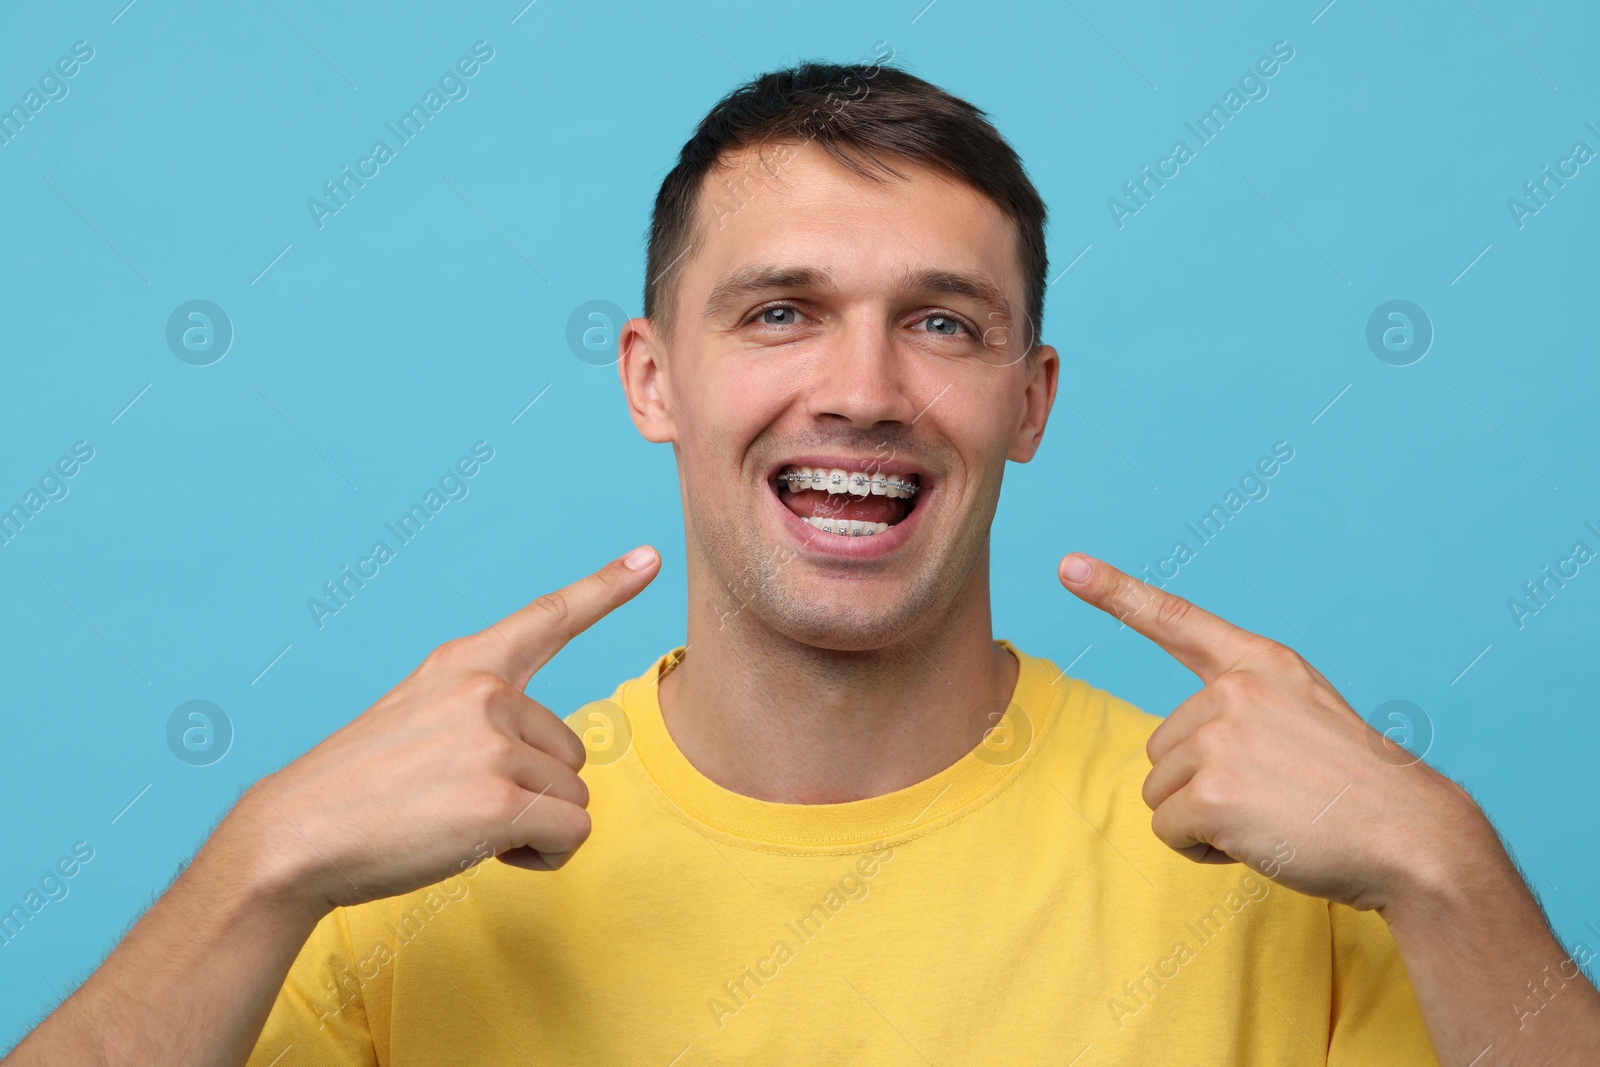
[771,463,923,538]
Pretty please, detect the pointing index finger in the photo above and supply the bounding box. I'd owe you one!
[475,545,661,689]
[1058,552,1259,684]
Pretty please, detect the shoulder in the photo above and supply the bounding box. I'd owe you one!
[558,648,673,737]
[1006,640,1164,785]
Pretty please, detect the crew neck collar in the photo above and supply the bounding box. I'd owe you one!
[614,639,1064,855]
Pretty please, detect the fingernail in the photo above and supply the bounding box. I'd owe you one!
[623,545,658,571]
[1061,553,1092,584]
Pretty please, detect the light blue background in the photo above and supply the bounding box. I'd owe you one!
[2,0,1596,1047]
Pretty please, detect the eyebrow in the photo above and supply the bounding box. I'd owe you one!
[899,268,1012,325]
[704,265,835,319]
[702,263,1014,325]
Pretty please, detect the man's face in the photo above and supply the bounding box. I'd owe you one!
[621,140,1057,652]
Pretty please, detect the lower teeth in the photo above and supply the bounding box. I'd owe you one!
[803,517,891,537]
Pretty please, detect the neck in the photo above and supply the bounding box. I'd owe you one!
[657,545,1019,804]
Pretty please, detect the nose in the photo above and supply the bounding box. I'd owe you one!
[802,312,920,429]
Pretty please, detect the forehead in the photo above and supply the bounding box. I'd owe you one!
[678,139,1024,316]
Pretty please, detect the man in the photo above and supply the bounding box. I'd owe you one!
[7,62,1597,1066]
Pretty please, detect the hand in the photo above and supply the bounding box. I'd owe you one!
[227,545,662,917]
[1057,552,1487,912]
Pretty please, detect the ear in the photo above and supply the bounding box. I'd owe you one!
[1006,343,1059,463]
[618,317,678,444]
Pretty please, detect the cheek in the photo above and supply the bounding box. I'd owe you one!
[701,361,798,448]
[937,373,1024,455]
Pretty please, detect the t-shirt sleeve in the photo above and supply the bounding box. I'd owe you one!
[244,907,378,1067]
[1326,902,1440,1065]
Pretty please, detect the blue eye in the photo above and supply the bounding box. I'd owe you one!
[760,306,799,325]
[923,314,965,336]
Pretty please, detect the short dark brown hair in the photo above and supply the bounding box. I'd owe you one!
[644,60,1049,350]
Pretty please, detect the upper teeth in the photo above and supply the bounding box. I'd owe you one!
[780,466,919,499]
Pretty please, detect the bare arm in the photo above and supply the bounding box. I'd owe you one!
[2,791,326,1066]
[1057,552,1600,1066]
[3,546,660,1067]
[1380,808,1600,1066]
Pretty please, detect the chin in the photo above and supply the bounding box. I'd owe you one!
[740,570,946,654]
[768,612,908,654]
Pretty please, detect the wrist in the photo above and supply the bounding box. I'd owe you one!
[204,775,337,928]
[1377,777,1508,932]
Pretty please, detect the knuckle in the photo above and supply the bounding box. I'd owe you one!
[1189,768,1233,812]
[548,765,590,810]
[478,777,525,823]
[1259,642,1301,673]
[1139,772,1160,811]
[1149,806,1179,848]
[454,671,510,708]
[473,729,518,771]
[425,636,472,671]
[591,566,622,597]
[1144,722,1172,765]
[1209,671,1254,704]
[554,805,593,850]
[1191,718,1234,759]
[1154,594,1195,631]
[531,591,572,631]
[560,722,589,771]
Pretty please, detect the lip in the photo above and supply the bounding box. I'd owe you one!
[763,456,931,561]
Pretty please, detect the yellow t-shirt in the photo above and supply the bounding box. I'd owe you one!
[247,641,1439,1066]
